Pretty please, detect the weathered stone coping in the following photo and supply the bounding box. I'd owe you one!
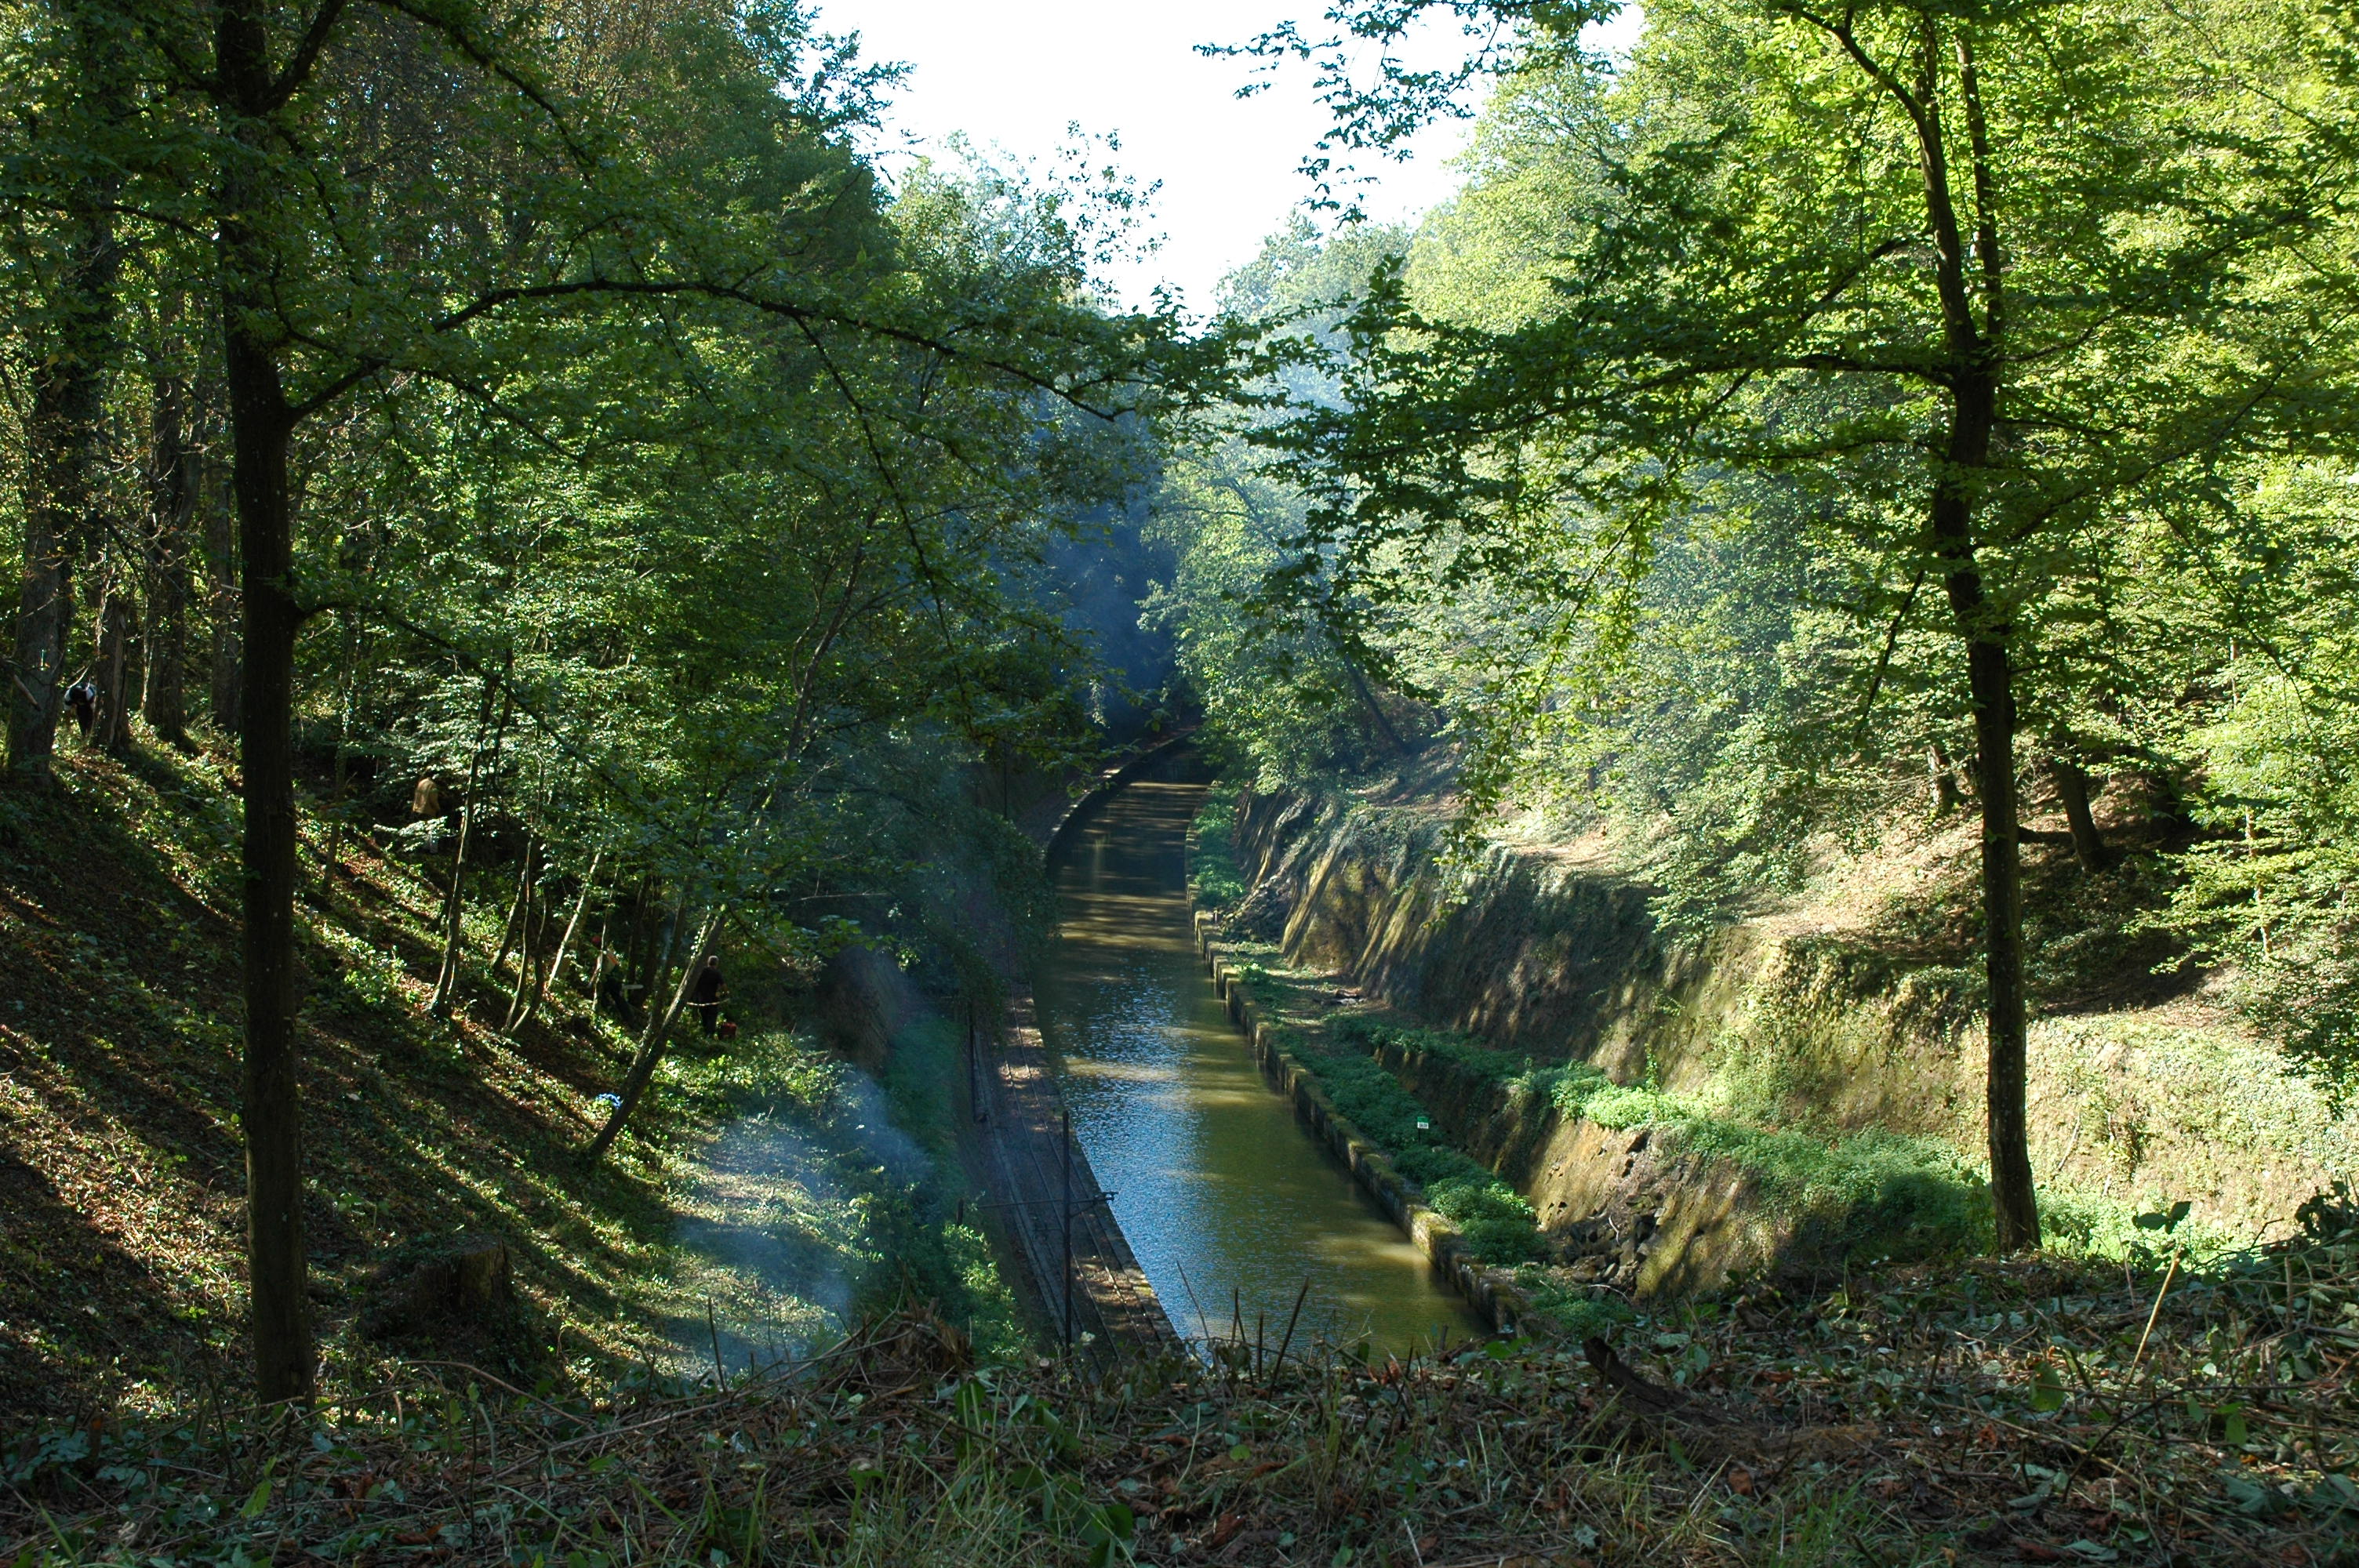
[1190,909,1541,1338]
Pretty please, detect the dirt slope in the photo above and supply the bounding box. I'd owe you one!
[0,742,693,1422]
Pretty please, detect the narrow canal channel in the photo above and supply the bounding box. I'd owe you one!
[1038,778,1480,1353]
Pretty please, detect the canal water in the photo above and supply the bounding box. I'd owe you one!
[1038,779,1479,1354]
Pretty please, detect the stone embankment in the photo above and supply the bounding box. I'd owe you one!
[959,990,1176,1355]
[1216,779,2356,1279]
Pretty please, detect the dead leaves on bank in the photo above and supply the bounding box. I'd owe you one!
[9,1231,2359,1567]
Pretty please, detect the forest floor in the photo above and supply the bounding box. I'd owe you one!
[5,1245,2359,1565]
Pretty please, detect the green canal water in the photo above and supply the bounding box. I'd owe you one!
[1038,779,1480,1355]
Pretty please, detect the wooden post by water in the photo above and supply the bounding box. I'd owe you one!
[1061,1109,1075,1349]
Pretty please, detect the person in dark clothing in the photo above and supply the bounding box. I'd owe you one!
[689,955,724,1036]
[64,679,97,739]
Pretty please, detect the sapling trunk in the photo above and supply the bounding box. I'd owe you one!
[533,848,602,1023]
[499,852,539,1028]
[7,18,121,781]
[202,423,240,733]
[587,908,726,1160]
[586,908,614,1014]
[142,350,193,747]
[430,677,503,1015]
[490,837,536,982]
[93,569,135,753]
[2049,757,2111,872]
[1929,742,1962,817]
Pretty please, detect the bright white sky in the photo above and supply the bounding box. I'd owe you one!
[812,3,1519,314]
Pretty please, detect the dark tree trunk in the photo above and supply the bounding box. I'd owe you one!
[1932,372,2037,1254]
[222,307,310,1404]
[1902,23,2037,1254]
[10,380,80,778]
[217,0,315,1405]
[2048,756,2110,872]
[202,431,242,732]
[144,359,194,747]
[9,211,118,779]
[93,562,136,754]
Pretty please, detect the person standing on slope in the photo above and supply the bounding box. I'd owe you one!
[689,954,725,1037]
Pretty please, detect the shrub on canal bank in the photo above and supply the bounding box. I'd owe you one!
[663,1021,1030,1366]
[1185,779,1249,910]
[1277,1024,1551,1267]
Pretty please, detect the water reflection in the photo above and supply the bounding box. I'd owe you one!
[1039,781,1479,1354]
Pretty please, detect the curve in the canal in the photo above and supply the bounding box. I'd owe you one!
[1038,778,1481,1354]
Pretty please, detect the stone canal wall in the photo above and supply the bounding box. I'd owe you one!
[1192,910,1536,1334]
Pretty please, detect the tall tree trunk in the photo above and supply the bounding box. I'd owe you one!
[93,561,136,754]
[9,209,118,779]
[217,0,316,1403]
[220,281,310,1404]
[587,907,725,1160]
[2048,755,2110,873]
[1882,20,2037,1254]
[1934,376,2037,1254]
[144,353,194,747]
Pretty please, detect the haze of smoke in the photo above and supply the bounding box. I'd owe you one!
[667,1107,856,1379]
[836,1066,929,1189]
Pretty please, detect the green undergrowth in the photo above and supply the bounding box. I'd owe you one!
[1184,779,1248,910]
[871,1018,1030,1362]
[0,740,1021,1425]
[1325,1012,1986,1265]
[1326,1013,2272,1269]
